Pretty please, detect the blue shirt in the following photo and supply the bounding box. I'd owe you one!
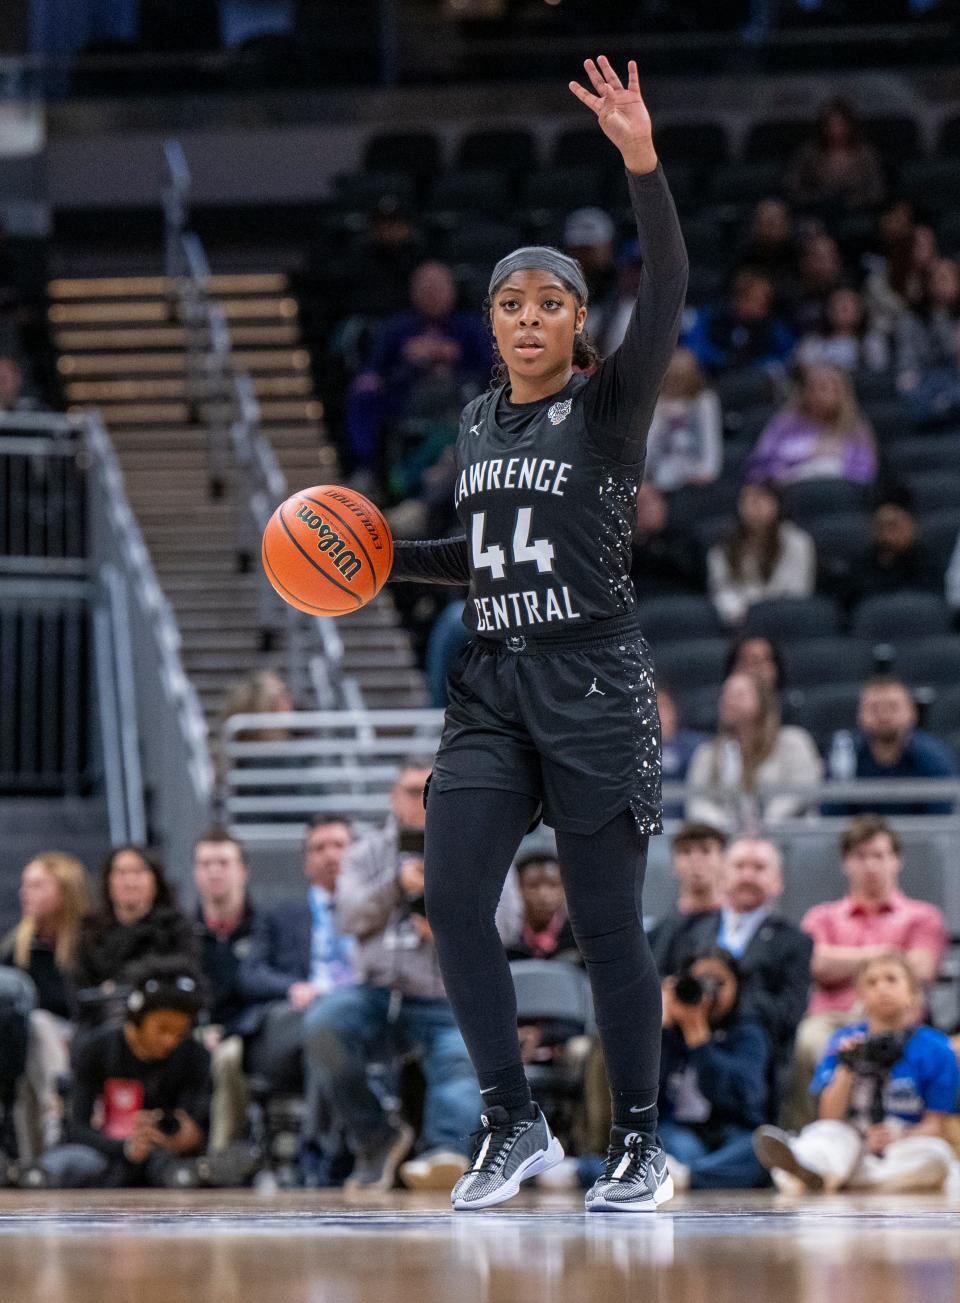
[308,887,355,993]
[855,729,957,816]
[812,1022,960,1133]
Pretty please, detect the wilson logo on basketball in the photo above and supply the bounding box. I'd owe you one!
[294,502,363,581]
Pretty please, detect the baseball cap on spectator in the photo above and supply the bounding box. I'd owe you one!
[564,207,615,248]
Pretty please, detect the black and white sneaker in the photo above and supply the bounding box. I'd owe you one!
[451,1105,564,1210]
[585,1127,674,1213]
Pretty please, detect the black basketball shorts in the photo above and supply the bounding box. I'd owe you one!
[430,613,663,836]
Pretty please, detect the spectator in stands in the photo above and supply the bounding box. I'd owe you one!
[657,838,812,1094]
[303,758,506,1193]
[648,823,726,975]
[682,268,794,378]
[0,968,31,1167]
[894,256,960,391]
[707,482,816,627]
[845,490,939,605]
[863,202,930,343]
[237,814,355,1175]
[346,260,491,474]
[795,287,889,374]
[785,99,886,212]
[0,355,36,414]
[659,684,708,818]
[630,482,706,600]
[744,363,877,485]
[192,830,258,1153]
[787,816,947,1128]
[563,206,619,343]
[32,957,209,1189]
[756,952,958,1194]
[724,633,787,698]
[0,853,90,1159]
[789,234,846,337]
[332,194,425,319]
[505,853,578,963]
[733,198,801,292]
[644,348,722,492]
[686,671,822,830]
[658,947,770,1191]
[826,679,956,817]
[221,668,293,733]
[73,846,196,1009]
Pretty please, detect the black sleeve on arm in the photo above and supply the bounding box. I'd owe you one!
[390,537,470,586]
[582,164,689,464]
[67,1033,125,1158]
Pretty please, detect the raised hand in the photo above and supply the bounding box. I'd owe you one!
[569,56,657,175]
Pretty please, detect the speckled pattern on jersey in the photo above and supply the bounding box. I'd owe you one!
[430,618,662,836]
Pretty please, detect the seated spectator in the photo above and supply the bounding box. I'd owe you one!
[73,846,197,1012]
[0,853,90,1159]
[505,853,578,964]
[0,355,37,414]
[756,952,958,1193]
[237,814,355,1177]
[325,194,425,320]
[724,633,787,698]
[304,759,514,1193]
[682,268,794,378]
[789,234,846,338]
[648,822,725,975]
[744,363,877,485]
[192,829,259,1154]
[826,679,957,817]
[658,838,812,1095]
[785,99,886,212]
[630,482,706,600]
[0,968,32,1165]
[733,198,801,293]
[563,206,620,350]
[845,491,939,606]
[863,203,931,344]
[895,256,960,393]
[795,287,889,374]
[658,947,770,1191]
[658,684,707,819]
[686,672,822,831]
[32,957,209,1189]
[786,816,947,1128]
[346,261,491,474]
[643,348,722,493]
[708,482,816,627]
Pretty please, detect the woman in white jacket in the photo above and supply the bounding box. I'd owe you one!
[708,482,816,627]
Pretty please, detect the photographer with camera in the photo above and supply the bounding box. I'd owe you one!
[755,952,959,1193]
[29,957,210,1188]
[657,946,771,1190]
[302,758,517,1193]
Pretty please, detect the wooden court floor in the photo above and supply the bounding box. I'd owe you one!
[1,1188,958,1303]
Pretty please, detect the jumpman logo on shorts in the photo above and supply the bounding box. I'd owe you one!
[585,677,606,698]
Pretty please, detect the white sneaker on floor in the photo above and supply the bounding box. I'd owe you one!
[585,1128,675,1213]
[451,1105,564,1211]
[752,1125,824,1193]
[399,1151,470,1191]
[665,1153,690,1194]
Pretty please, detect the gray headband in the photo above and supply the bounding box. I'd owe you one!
[488,246,588,305]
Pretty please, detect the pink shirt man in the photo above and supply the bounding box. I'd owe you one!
[801,889,946,1014]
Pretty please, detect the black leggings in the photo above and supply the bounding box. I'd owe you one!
[423,786,661,1103]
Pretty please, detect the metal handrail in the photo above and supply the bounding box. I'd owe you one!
[159,138,358,712]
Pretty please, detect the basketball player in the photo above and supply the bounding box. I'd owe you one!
[390,56,688,1211]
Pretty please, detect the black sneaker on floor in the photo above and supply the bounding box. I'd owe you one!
[585,1127,674,1213]
[344,1121,414,1192]
[451,1105,564,1211]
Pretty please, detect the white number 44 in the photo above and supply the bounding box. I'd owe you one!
[471,508,555,580]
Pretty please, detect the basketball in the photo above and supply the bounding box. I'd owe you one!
[261,484,394,616]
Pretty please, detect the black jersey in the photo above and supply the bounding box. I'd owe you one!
[453,378,640,636]
[392,163,689,641]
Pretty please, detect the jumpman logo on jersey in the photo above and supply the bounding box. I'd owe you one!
[470,422,482,436]
[585,677,606,698]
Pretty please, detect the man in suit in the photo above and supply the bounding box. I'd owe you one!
[663,837,812,1105]
[237,815,355,1099]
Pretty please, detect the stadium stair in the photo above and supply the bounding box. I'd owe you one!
[48,273,427,733]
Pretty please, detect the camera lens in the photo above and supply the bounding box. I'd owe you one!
[674,974,704,1005]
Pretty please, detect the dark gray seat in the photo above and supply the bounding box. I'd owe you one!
[780,479,870,524]
[890,636,960,689]
[743,596,841,642]
[793,683,862,750]
[905,472,960,516]
[928,685,960,735]
[652,638,729,693]
[786,638,874,689]
[636,596,722,645]
[851,591,953,642]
